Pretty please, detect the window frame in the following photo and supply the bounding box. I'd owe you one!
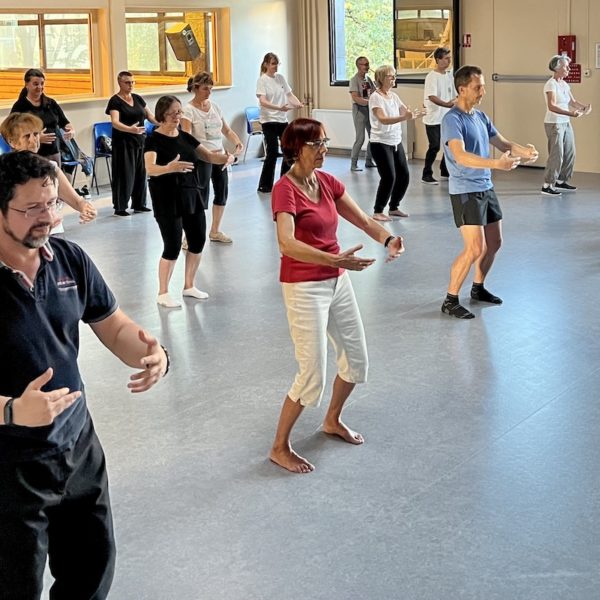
[327,0,460,87]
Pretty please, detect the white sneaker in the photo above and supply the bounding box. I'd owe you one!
[157,293,182,308]
[182,287,209,300]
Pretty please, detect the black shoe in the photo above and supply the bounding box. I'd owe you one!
[365,161,377,168]
[80,185,91,199]
[441,300,475,319]
[440,173,449,179]
[541,186,561,196]
[421,175,439,185]
[133,207,152,213]
[257,187,272,194]
[555,182,577,191]
[114,210,131,217]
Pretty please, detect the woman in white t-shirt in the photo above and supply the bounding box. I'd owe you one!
[542,55,591,196]
[255,52,303,193]
[181,72,243,243]
[368,65,424,221]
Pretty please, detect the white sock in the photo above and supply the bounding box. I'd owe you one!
[182,287,209,299]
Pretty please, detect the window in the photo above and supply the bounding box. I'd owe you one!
[328,0,459,86]
[394,1,459,82]
[125,9,231,88]
[328,0,394,85]
[0,12,92,100]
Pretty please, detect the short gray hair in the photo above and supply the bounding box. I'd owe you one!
[549,55,570,72]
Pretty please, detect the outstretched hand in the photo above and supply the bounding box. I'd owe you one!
[333,244,376,271]
[520,144,539,165]
[168,154,194,173]
[385,236,405,262]
[128,330,167,393]
[11,368,81,427]
[497,151,521,171]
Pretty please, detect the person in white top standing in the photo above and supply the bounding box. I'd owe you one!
[256,52,304,194]
[181,72,243,244]
[368,65,424,221]
[422,47,456,185]
[541,54,592,196]
[348,56,376,171]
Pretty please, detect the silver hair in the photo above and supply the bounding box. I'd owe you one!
[549,54,571,72]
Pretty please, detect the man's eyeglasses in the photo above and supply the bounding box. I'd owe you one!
[10,200,64,219]
[305,138,331,148]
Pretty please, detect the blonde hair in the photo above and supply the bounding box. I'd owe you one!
[0,112,44,147]
[374,65,395,88]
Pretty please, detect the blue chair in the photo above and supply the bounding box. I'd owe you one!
[91,122,112,194]
[242,106,265,163]
[144,119,156,135]
[0,134,11,154]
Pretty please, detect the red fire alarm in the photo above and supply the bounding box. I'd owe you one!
[558,35,576,63]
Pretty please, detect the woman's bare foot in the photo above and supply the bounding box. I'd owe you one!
[269,446,315,473]
[388,209,409,218]
[322,421,364,445]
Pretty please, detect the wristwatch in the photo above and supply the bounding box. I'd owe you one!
[3,397,15,426]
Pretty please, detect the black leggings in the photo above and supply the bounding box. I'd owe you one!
[155,211,206,260]
[370,141,410,213]
[258,121,291,191]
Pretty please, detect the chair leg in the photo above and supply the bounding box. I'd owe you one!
[242,140,249,163]
[70,164,79,188]
[106,157,112,187]
[92,158,99,195]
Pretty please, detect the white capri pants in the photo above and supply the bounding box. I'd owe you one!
[282,271,369,408]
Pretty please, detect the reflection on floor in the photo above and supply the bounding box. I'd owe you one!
[44,157,600,599]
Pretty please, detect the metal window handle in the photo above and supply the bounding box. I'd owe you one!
[492,73,548,82]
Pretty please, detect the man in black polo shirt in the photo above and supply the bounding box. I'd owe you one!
[0,152,169,600]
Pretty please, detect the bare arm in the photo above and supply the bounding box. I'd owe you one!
[144,151,194,177]
[257,94,290,112]
[180,118,192,134]
[56,168,96,222]
[428,94,455,109]
[276,211,375,271]
[221,117,243,154]
[447,138,520,171]
[109,109,145,135]
[90,308,167,393]
[351,91,369,107]
[286,92,304,109]
[490,133,539,163]
[372,105,423,126]
[336,192,405,261]
[195,144,233,166]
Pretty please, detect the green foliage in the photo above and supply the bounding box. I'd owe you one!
[343,0,394,80]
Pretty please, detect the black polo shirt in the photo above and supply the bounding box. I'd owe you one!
[0,237,117,463]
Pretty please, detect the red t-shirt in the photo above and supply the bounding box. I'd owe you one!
[272,170,345,283]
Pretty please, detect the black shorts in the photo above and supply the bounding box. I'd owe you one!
[450,189,503,228]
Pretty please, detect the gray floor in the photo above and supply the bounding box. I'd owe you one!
[45,156,600,599]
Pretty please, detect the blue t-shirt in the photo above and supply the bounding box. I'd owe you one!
[0,237,117,462]
[441,106,498,194]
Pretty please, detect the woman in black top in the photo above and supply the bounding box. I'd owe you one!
[144,95,234,308]
[105,71,158,216]
[10,68,74,166]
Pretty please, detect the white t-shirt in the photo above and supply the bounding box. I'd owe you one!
[182,102,224,152]
[369,90,405,146]
[256,73,292,124]
[544,77,571,124]
[423,70,455,125]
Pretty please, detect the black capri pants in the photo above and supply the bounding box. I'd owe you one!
[200,163,229,207]
[155,210,207,259]
[370,141,410,213]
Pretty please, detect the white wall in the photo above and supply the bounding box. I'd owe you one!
[0,0,298,181]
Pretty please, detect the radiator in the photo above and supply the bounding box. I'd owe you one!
[311,108,414,157]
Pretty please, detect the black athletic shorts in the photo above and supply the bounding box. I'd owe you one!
[450,188,502,228]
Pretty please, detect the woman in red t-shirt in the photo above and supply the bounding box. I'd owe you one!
[270,117,405,473]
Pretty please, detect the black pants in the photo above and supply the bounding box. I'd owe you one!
[155,210,207,259]
[370,141,410,213]
[422,124,449,178]
[0,416,115,600]
[258,121,290,191]
[111,138,147,211]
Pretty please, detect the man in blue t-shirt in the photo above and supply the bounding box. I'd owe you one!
[440,65,539,319]
[0,152,170,599]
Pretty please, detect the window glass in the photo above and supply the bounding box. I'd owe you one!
[0,22,39,68]
[45,23,90,70]
[394,1,455,81]
[126,22,160,72]
[329,0,394,84]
